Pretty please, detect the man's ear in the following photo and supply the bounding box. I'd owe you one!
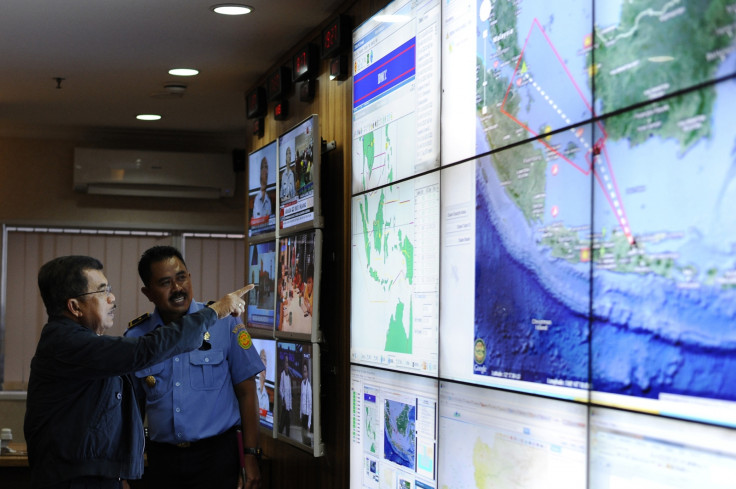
[141,286,154,303]
[66,298,82,318]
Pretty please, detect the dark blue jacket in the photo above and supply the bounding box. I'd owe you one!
[24,307,215,488]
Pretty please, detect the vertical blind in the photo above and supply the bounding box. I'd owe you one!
[1,228,244,389]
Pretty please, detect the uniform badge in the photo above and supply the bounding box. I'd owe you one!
[237,330,252,350]
[203,331,210,341]
[145,375,156,387]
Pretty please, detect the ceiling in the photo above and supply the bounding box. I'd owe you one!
[0,0,344,142]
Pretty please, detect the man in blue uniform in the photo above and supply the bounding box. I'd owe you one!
[126,246,264,489]
[24,255,252,489]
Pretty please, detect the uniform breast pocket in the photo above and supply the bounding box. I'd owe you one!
[189,349,227,390]
[134,362,169,401]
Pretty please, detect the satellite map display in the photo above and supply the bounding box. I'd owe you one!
[467,0,736,422]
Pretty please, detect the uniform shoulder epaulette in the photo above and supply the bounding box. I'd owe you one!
[128,312,151,329]
[206,300,215,306]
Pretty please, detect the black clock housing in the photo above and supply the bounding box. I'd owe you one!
[292,43,319,82]
[246,86,266,119]
[321,14,351,59]
[267,66,291,101]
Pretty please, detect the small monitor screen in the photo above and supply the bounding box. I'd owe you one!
[589,407,736,488]
[438,381,588,489]
[276,341,322,455]
[352,0,441,193]
[351,172,440,375]
[350,365,438,489]
[278,115,321,232]
[251,337,277,432]
[276,229,322,342]
[247,240,277,335]
[248,140,277,238]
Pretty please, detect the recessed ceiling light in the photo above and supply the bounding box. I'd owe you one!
[136,114,162,121]
[168,68,199,77]
[211,4,253,15]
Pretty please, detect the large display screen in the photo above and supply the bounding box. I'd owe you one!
[278,115,322,233]
[438,381,588,489]
[592,0,736,115]
[252,337,277,433]
[441,0,594,165]
[248,140,278,238]
[350,365,438,489]
[247,240,277,336]
[352,0,441,193]
[589,407,736,488]
[351,172,440,375]
[440,147,592,401]
[276,229,322,342]
[276,341,323,456]
[589,80,736,426]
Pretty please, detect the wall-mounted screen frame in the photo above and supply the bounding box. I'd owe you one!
[278,114,323,234]
[248,140,278,239]
[246,240,277,338]
[275,340,323,456]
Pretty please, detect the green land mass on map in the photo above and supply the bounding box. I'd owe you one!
[362,131,376,184]
[359,196,371,266]
[372,189,385,254]
[591,0,733,148]
[385,299,412,354]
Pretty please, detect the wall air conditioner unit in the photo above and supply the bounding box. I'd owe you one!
[73,148,235,199]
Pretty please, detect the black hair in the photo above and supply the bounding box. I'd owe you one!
[38,255,103,317]
[138,245,186,287]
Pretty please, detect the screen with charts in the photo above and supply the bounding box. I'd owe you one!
[351,172,440,375]
[248,140,277,238]
[438,381,588,489]
[589,407,736,488]
[276,229,322,342]
[352,0,441,193]
[278,114,322,233]
[251,337,277,433]
[350,365,438,489]
[247,240,277,336]
[276,341,323,456]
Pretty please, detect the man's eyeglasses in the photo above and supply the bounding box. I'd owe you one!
[74,285,113,298]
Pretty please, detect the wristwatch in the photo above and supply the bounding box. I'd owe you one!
[244,447,262,460]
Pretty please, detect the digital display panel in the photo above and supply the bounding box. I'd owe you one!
[248,140,277,238]
[441,0,593,165]
[350,365,438,489]
[276,341,323,456]
[589,407,736,488]
[252,337,277,432]
[278,115,322,232]
[246,240,276,335]
[440,141,593,400]
[590,81,736,426]
[351,0,441,193]
[351,172,440,375]
[438,381,588,489]
[276,229,322,342]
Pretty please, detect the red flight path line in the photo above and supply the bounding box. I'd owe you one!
[498,18,633,244]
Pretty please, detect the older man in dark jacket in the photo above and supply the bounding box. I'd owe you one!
[24,255,252,489]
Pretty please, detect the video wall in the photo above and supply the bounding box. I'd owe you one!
[246,115,324,456]
[349,0,736,487]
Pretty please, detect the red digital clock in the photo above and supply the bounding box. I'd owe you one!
[267,66,291,101]
[292,43,318,82]
[245,86,266,119]
[321,14,351,59]
[274,100,288,121]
